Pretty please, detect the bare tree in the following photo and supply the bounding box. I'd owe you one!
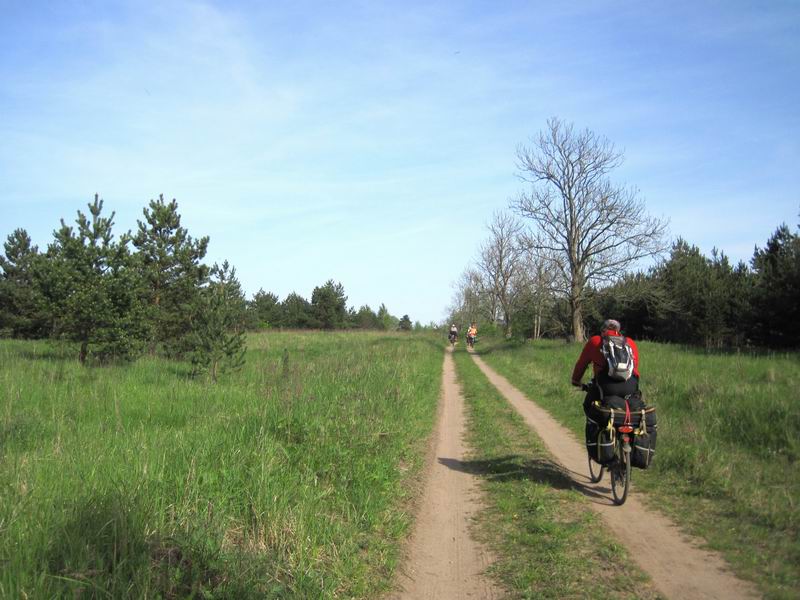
[448,267,496,327]
[476,211,524,337]
[513,118,668,342]
[516,248,560,339]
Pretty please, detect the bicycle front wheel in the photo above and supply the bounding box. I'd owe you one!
[611,443,631,505]
[588,456,604,483]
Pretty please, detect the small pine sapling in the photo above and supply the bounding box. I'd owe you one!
[190,261,247,381]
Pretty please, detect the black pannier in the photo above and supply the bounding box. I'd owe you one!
[592,392,658,469]
[631,407,657,469]
[585,417,615,465]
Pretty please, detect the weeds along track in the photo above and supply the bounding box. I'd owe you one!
[0,332,442,598]
[469,351,760,600]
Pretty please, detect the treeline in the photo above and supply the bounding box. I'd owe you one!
[0,195,415,372]
[246,285,416,332]
[451,215,800,349]
[590,228,800,348]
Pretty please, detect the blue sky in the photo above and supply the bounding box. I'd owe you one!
[1,1,798,323]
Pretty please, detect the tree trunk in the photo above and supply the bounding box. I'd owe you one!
[211,359,219,382]
[79,340,88,364]
[571,297,585,343]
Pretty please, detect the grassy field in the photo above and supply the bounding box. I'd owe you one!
[476,338,800,600]
[0,331,442,599]
[451,347,661,599]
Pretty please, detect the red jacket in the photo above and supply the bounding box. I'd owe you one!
[571,330,639,385]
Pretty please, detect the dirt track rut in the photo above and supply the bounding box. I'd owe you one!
[391,348,501,600]
[470,352,761,600]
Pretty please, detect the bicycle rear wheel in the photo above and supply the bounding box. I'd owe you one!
[611,442,631,505]
[588,456,604,483]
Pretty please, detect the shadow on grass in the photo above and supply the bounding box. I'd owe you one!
[44,491,230,598]
[439,454,615,505]
[439,454,573,488]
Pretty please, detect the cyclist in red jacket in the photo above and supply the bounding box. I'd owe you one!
[571,319,640,414]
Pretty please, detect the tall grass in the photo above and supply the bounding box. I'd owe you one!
[0,332,442,598]
[477,338,800,599]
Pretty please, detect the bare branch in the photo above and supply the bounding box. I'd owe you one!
[510,117,669,341]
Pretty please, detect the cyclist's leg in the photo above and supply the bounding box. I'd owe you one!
[582,385,602,419]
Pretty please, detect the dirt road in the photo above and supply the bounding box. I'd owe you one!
[470,352,761,600]
[391,349,501,600]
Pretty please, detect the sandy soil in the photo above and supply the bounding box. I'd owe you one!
[390,348,502,600]
[470,352,761,600]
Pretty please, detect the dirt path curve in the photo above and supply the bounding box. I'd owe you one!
[470,352,760,600]
[391,348,502,600]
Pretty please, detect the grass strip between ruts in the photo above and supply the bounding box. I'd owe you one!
[451,347,662,599]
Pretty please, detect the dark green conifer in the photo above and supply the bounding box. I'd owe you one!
[247,288,280,329]
[190,261,247,381]
[131,195,209,356]
[43,195,146,363]
[310,280,347,329]
[398,314,412,330]
[279,292,313,328]
[751,222,800,347]
[0,229,47,337]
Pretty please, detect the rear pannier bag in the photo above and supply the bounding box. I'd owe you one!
[586,417,616,465]
[631,407,657,469]
[631,429,657,469]
[592,394,658,469]
[596,427,616,464]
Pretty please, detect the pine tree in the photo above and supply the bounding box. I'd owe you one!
[279,293,313,328]
[247,288,280,329]
[310,280,347,329]
[42,195,147,363]
[752,222,800,347]
[131,195,209,356]
[355,305,381,329]
[377,303,398,331]
[0,229,47,337]
[398,314,412,330]
[189,261,247,381]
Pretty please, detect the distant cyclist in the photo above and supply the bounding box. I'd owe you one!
[448,323,458,344]
[571,319,640,415]
[466,322,478,348]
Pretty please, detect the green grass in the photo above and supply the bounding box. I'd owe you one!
[475,338,800,600]
[0,331,442,599]
[451,347,661,599]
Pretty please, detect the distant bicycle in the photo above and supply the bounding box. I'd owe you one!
[448,332,457,347]
[466,335,476,349]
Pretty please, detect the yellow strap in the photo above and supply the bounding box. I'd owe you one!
[634,410,644,435]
